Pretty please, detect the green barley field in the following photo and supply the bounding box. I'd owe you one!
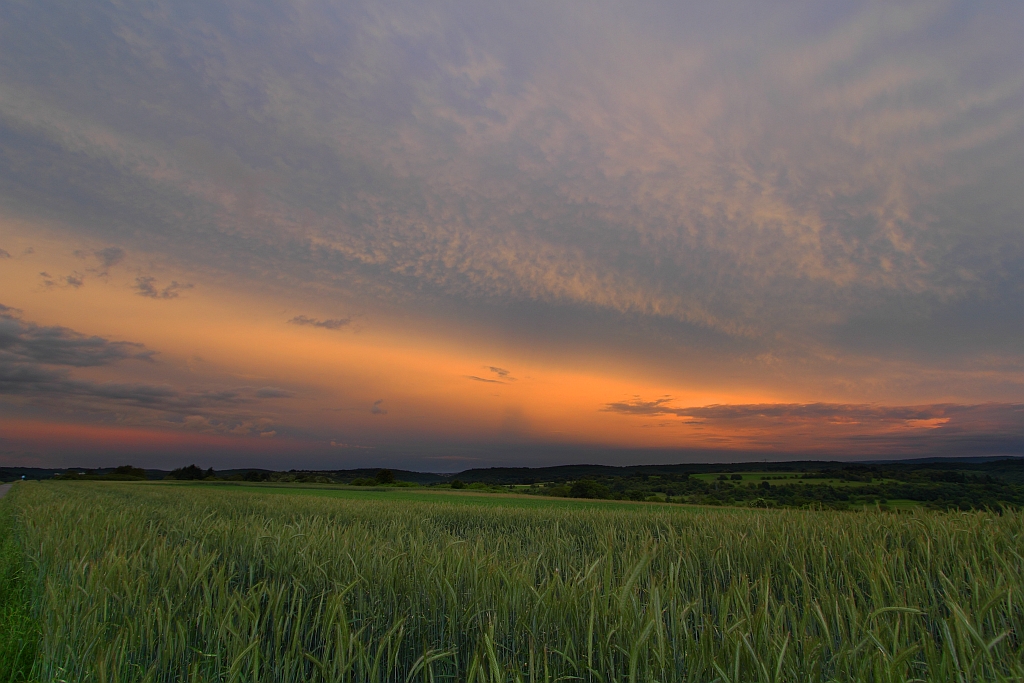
[2,481,1023,682]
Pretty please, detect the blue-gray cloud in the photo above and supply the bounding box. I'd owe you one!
[0,308,153,366]
[0,0,1021,395]
[93,246,124,274]
[603,397,1024,457]
[134,276,194,299]
[0,307,291,430]
[288,315,351,330]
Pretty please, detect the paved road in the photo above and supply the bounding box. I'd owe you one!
[0,483,11,500]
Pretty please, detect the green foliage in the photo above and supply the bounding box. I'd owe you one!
[449,479,465,489]
[167,464,208,480]
[569,479,611,499]
[111,465,148,479]
[517,462,1024,510]
[0,490,38,682]
[375,469,396,485]
[8,482,1024,682]
[545,484,570,497]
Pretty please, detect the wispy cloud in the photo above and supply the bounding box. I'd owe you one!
[288,315,351,330]
[604,396,1024,456]
[0,307,154,366]
[0,307,290,433]
[254,387,294,399]
[488,366,515,380]
[134,276,194,299]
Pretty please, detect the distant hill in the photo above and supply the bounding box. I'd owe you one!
[452,457,1024,484]
[3,456,1021,484]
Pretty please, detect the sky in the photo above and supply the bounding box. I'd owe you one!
[1,0,1022,471]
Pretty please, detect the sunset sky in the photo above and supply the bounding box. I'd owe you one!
[1,0,1022,470]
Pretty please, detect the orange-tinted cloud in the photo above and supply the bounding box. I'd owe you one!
[0,1,1022,468]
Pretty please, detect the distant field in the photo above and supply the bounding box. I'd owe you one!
[166,480,670,510]
[2,481,1023,682]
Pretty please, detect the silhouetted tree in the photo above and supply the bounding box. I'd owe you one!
[168,464,205,480]
[112,465,147,479]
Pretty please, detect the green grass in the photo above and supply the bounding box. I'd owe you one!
[6,481,1024,681]
[0,490,38,683]
[166,481,673,511]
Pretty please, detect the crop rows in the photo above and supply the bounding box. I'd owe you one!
[4,482,1023,681]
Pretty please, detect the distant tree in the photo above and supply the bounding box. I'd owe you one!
[450,479,465,489]
[168,464,205,480]
[111,465,147,479]
[569,479,610,499]
[375,469,395,485]
[731,474,742,481]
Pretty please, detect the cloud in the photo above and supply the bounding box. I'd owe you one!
[330,441,373,449]
[288,315,351,330]
[0,308,289,427]
[0,307,154,366]
[0,249,9,258]
[370,399,387,415]
[1,0,1018,359]
[39,271,86,290]
[0,0,1022,465]
[603,396,1024,456]
[95,246,124,269]
[603,397,970,423]
[92,246,125,275]
[254,386,294,399]
[467,366,516,384]
[134,276,194,299]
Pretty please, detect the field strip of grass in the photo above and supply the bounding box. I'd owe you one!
[6,480,1024,681]
[0,485,38,682]
[160,480,698,511]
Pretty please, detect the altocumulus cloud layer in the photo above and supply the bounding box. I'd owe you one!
[0,0,1022,467]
